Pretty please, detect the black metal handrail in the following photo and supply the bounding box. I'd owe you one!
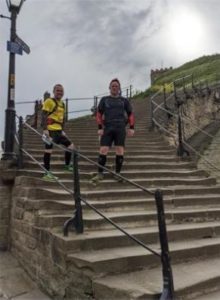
[15,116,174,300]
[15,84,133,126]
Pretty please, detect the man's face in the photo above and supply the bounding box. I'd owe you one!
[110,81,120,97]
[54,85,64,100]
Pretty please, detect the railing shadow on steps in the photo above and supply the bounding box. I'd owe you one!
[150,74,220,174]
[15,115,175,300]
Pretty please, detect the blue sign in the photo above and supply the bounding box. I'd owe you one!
[7,41,23,55]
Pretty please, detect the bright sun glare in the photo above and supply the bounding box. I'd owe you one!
[167,7,205,56]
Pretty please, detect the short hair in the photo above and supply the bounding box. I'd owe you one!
[53,84,63,92]
[109,78,121,88]
[43,91,50,100]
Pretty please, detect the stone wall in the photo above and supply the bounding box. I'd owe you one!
[0,181,11,250]
[0,161,17,251]
[8,177,90,299]
[160,87,220,153]
[198,127,220,182]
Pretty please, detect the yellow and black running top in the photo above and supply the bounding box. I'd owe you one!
[42,98,65,130]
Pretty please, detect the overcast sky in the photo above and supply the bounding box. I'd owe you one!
[1,0,220,142]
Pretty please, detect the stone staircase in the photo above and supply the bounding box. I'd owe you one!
[10,98,220,299]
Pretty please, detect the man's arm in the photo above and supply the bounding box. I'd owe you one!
[96,98,105,134]
[41,110,49,130]
[41,99,55,135]
[124,99,135,136]
[96,110,104,130]
[124,99,135,129]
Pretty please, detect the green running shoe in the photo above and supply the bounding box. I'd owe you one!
[91,173,104,184]
[64,165,74,172]
[42,172,58,181]
[113,173,125,183]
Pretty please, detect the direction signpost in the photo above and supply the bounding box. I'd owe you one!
[2,0,30,161]
[15,35,30,54]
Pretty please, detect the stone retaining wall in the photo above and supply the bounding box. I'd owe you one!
[0,181,11,250]
[198,127,220,182]
[161,87,220,153]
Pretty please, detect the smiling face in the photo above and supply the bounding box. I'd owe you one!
[109,79,121,97]
[53,84,64,100]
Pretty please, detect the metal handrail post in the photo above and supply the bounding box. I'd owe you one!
[18,116,24,168]
[155,189,175,300]
[129,85,132,100]
[126,88,129,98]
[33,100,38,128]
[163,85,167,109]
[73,150,84,233]
[174,83,184,156]
[65,98,69,122]
[177,113,186,157]
[63,150,84,236]
[95,96,98,111]
[150,97,155,130]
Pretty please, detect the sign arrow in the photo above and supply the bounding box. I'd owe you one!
[15,35,30,54]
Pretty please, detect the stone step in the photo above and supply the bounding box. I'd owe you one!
[15,176,217,192]
[21,193,220,215]
[83,186,220,200]
[23,127,153,136]
[92,256,220,300]
[17,185,220,202]
[14,187,73,201]
[23,152,181,159]
[22,197,161,214]
[37,207,220,230]
[67,238,220,276]
[51,221,220,252]
[22,132,161,140]
[22,141,170,149]
[17,169,208,181]
[23,154,187,163]
[22,137,164,145]
[21,144,175,151]
[22,161,196,171]
[18,148,177,156]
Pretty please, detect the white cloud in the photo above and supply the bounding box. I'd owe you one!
[0,0,220,142]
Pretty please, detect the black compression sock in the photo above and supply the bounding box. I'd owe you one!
[44,152,51,171]
[115,155,124,173]
[65,151,72,166]
[98,154,107,173]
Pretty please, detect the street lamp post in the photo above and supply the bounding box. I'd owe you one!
[2,0,24,161]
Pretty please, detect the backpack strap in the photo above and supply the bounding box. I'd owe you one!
[48,98,65,116]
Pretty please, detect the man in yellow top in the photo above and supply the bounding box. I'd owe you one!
[41,84,74,180]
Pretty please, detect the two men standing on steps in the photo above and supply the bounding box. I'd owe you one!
[41,80,134,182]
[41,84,74,180]
[92,78,135,183]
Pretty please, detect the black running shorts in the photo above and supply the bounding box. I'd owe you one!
[100,126,126,147]
[45,130,71,149]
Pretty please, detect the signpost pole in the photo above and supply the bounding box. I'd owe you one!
[2,1,30,161]
[2,9,17,160]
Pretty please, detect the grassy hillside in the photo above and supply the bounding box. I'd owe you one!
[134,54,220,98]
